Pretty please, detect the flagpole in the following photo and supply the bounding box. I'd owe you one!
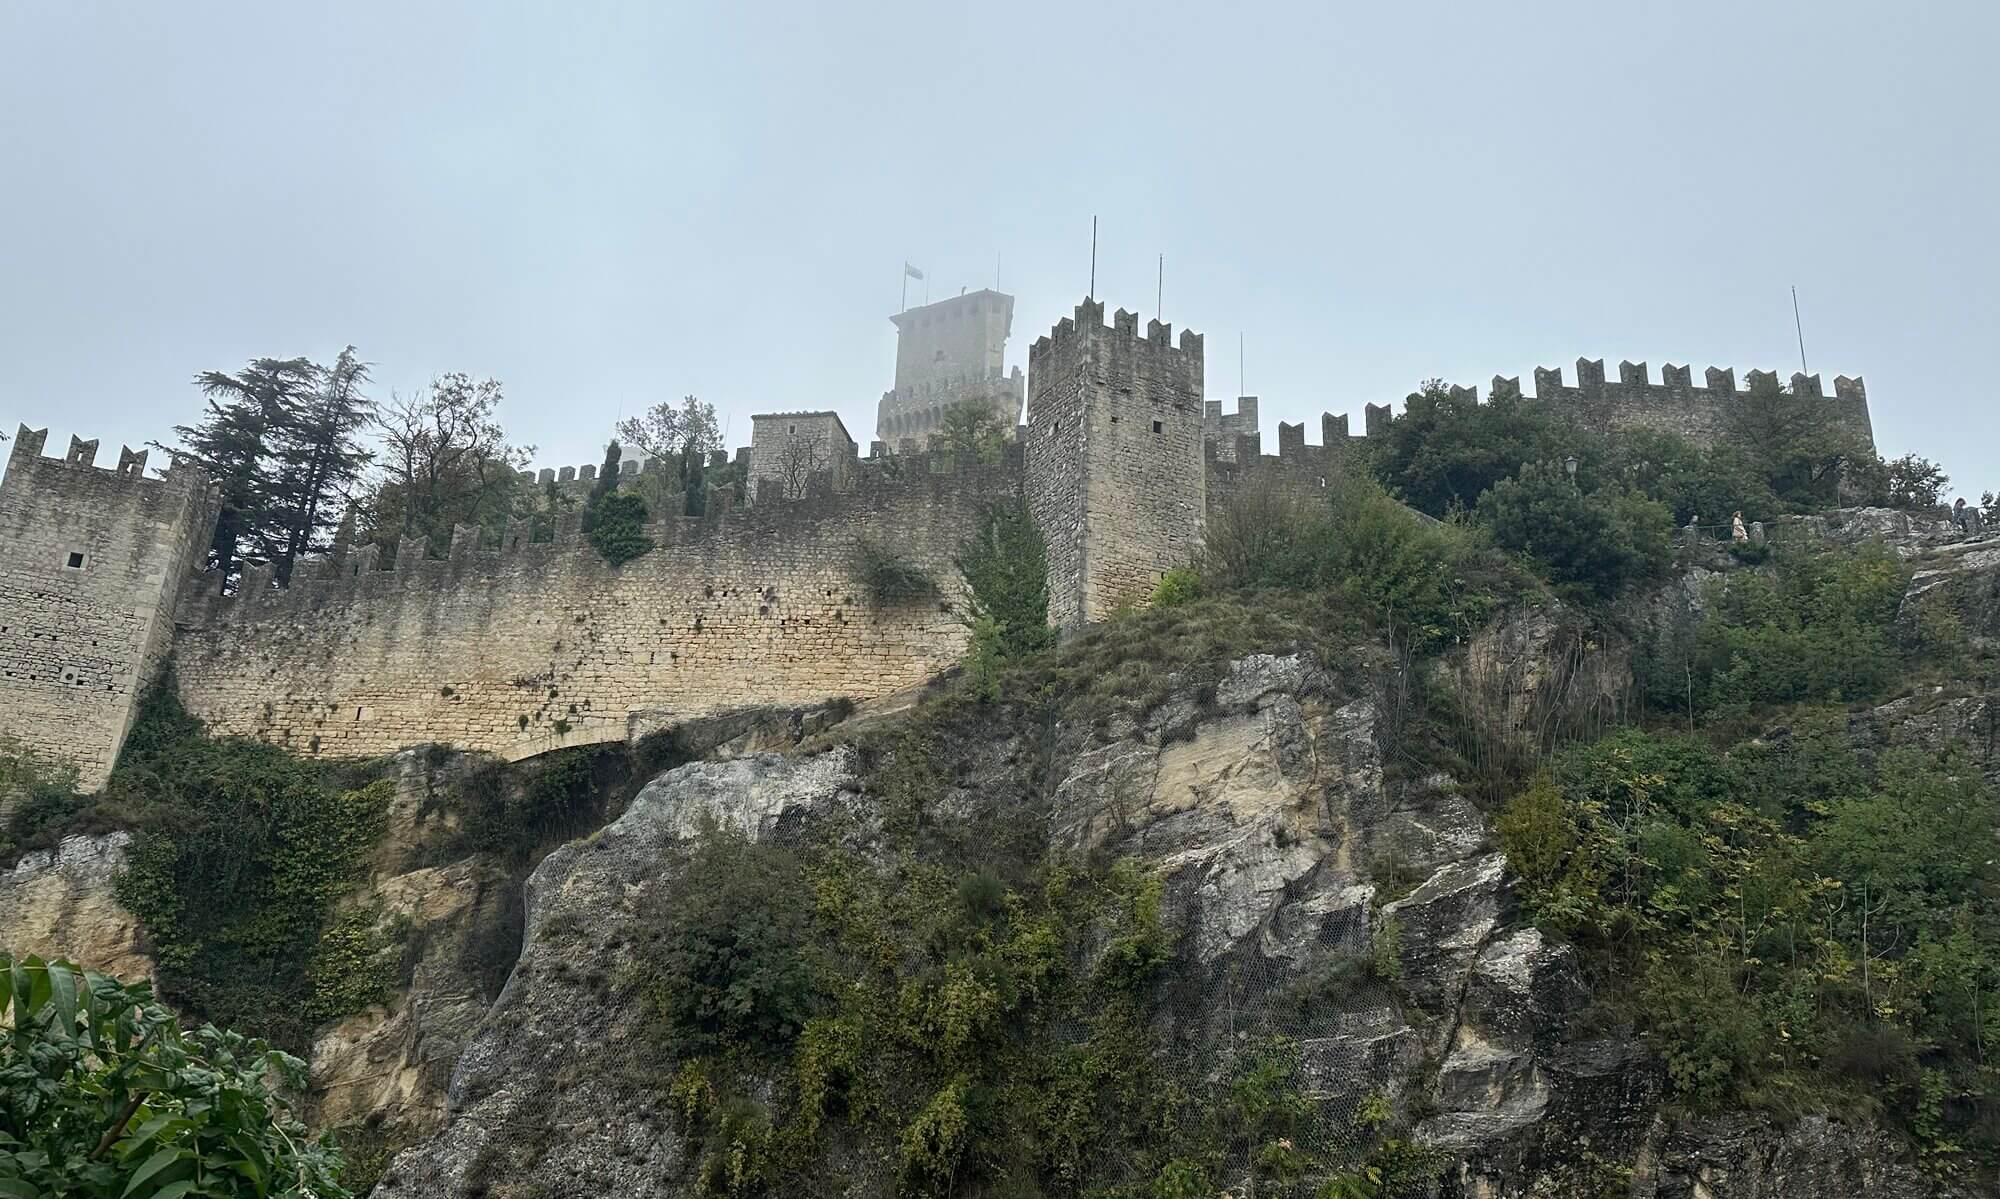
[1089,216,1097,299]
[901,268,907,313]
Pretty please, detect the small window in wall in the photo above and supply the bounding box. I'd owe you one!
[1151,420,1163,434]
[64,551,85,569]
[788,424,796,433]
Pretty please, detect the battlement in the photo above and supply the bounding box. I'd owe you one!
[6,425,214,499]
[1197,357,1874,466]
[180,446,1022,618]
[169,446,1024,762]
[1510,357,1865,409]
[880,366,1024,404]
[1028,297,1205,368]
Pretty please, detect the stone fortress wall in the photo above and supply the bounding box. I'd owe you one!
[0,430,217,790]
[0,286,1879,782]
[1202,358,1875,521]
[167,447,1021,762]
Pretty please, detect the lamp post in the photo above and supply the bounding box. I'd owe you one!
[1564,455,1579,489]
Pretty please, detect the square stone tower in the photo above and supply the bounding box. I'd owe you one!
[747,411,858,502]
[1026,298,1205,631]
[0,428,218,791]
[876,289,1026,447]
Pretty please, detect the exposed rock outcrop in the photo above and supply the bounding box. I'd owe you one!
[0,832,150,983]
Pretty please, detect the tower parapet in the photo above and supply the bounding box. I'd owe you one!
[1027,298,1205,630]
[877,289,1024,447]
[0,426,219,791]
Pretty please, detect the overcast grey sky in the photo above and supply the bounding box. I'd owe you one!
[3,2,1994,497]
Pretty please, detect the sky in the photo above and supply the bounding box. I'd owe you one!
[2,2,1994,498]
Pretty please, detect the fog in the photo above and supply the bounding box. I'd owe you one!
[2,1,1993,496]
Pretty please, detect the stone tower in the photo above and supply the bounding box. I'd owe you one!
[0,427,217,791]
[1026,298,1205,631]
[876,289,1026,447]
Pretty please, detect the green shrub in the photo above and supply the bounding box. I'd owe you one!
[1151,567,1202,608]
[1371,379,1578,517]
[587,490,654,566]
[1501,724,2000,1159]
[1640,544,1911,721]
[956,501,1055,693]
[1474,461,1673,597]
[1202,475,1511,653]
[632,825,822,1057]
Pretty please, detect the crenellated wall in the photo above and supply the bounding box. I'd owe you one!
[1509,359,1872,448]
[0,311,1881,782]
[1027,299,1206,629]
[0,428,218,790]
[1199,358,1875,517]
[168,450,1022,762]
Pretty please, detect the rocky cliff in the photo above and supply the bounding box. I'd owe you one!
[5,508,1996,1197]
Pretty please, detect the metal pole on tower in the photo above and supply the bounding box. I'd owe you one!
[1156,253,1163,318]
[1791,285,1809,376]
[1239,332,1245,397]
[1089,216,1097,299]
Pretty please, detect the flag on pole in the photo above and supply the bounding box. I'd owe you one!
[903,262,924,281]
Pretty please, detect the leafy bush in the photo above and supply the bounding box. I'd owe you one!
[632,824,822,1058]
[587,491,654,566]
[0,953,352,1197]
[956,501,1056,695]
[1474,461,1673,597]
[1605,428,1777,527]
[1640,543,1910,721]
[1150,567,1202,608]
[1371,379,1577,517]
[1203,476,1512,653]
[935,398,1008,464]
[1499,725,2000,1161]
[0,739,88,860]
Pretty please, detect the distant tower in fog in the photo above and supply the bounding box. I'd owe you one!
[874,289,1025,447]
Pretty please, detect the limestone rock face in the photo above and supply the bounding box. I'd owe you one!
[1639,1115,1947,1199]
[371,648,1972,1198]
[307,858,520,1152]
[374,752,860,1196]
[0,832,150,982]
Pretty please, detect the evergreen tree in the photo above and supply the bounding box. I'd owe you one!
[262,347,374,584]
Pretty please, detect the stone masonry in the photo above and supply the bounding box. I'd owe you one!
[0,429,217,790]
[746,412,858,503]
[0,294,1879,784]
[1027,299,1206,630]
[169,450,1018,762]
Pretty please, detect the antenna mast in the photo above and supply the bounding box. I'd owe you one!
[1791,285,1808,375]
[1089,216,1097,298]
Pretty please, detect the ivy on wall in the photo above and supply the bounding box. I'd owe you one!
[106,679,395,1051]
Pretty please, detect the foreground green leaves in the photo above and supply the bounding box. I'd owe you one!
[0,953,350,1198]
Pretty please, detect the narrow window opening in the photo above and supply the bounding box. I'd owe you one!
[65,552,84,569]
[1151,420,1163,434]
